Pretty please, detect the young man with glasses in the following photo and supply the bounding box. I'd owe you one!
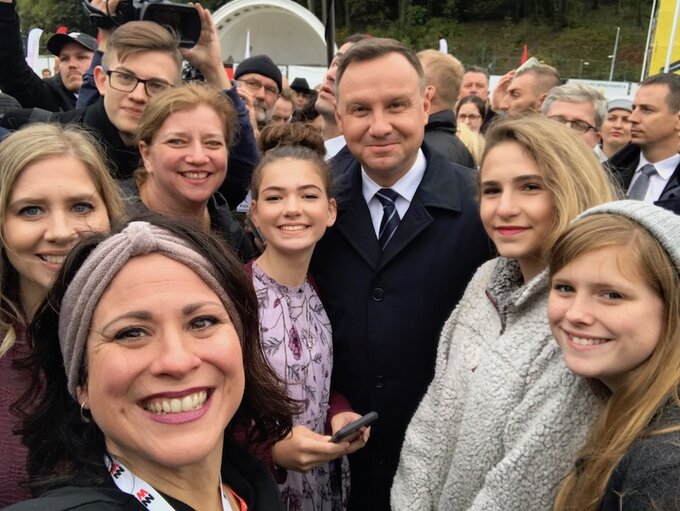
[542,82,606,152]
[1,7,258,208]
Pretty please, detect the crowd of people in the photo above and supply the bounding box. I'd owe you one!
[0,1,680,510]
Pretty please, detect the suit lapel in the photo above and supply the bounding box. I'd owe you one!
[660,160,680,200]
[334,164,381,270]
[378,196,432,270]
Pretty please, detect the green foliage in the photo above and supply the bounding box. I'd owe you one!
[19,0,649,81]
[17,0,91,34]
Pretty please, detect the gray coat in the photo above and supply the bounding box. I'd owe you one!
[391,257,601,510]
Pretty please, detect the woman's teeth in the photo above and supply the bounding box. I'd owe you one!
[41,255,66,264]
[571,335,609,346]
[144,390,208,414]
[182,171,209,179]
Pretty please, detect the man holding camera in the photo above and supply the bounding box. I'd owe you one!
[1,2,257,207]
[0,0,95,112]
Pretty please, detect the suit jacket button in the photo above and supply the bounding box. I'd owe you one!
[375,375,384,389]
[372,287,384,301]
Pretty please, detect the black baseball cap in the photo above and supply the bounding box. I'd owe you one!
[47,32,98,56]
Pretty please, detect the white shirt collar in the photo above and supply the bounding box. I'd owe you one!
[638,153,680,181]
[324,135,346,160]
[360,149,427,237]
[361,149,426,205]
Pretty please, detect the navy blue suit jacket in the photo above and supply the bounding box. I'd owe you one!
[609,143,680,214]
[310,143,491,510]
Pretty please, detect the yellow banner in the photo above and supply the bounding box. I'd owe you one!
[649,0,680,75]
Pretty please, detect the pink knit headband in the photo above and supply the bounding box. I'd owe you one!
[58,221,243,399]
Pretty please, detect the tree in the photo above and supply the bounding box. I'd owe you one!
[17,0,91,34]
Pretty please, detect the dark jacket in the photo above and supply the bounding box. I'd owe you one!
[0,2,77,112]
[1,89,258,207]
[3,440,285,511]
[424,110,475,168]
[609,143,680,214]
[310,143,492,511]
[601,402,680,510]
[0,99,139,180]
[119,178,255,262]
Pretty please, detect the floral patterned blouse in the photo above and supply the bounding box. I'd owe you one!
[252,261,350,510]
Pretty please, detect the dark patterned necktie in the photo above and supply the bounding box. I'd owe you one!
[627,164,657,200]
[376,188,401,250]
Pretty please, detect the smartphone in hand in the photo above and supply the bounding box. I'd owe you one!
[330,412,378,443]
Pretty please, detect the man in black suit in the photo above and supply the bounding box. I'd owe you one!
[610,73,680,214]
[310,38,491,511]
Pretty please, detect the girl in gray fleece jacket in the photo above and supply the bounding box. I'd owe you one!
[391,115,618,511]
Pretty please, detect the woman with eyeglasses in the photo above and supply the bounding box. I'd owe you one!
[456,95,486,133]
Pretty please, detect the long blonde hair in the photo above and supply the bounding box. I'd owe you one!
[551,214,680,511]
[0,124,125,356]
[481,115,619,260]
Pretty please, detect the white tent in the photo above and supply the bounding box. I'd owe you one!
[213,0,332,67]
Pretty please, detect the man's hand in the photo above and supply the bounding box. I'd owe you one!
[181,3,230,89]
[491,69,515,112]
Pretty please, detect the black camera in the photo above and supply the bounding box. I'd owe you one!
[83,0,201,48]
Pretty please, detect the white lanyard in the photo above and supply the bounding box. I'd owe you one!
[105,456,234,510]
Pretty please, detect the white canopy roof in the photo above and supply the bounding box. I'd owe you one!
[213,0,332,66]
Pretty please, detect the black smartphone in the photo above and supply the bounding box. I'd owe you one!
[329,411,378,443]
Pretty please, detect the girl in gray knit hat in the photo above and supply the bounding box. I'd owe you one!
[550,200,680,511]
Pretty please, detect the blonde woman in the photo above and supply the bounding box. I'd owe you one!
[0,124,124,507]
[392,115,618,510]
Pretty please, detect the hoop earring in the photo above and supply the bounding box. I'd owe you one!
[80,401,91,424]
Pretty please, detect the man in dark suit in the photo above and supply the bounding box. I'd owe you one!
[610,73,680,214]
[310,38,491,511]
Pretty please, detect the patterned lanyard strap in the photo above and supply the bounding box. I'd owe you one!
[105,456,234,510]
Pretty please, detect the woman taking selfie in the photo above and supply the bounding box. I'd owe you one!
[123,83,254,261]
[0,124,124,507]
[550,201,680,510]
[392,115,618,510]
[7,216,295,510]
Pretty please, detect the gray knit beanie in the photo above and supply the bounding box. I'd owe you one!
[577,200,680,273]
[58,221,243,399]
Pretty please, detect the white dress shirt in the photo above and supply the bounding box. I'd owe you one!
[324,135,346,160]
[361,149,427,238]
[630,153,680,203]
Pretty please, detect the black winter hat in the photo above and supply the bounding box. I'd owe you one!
[234,55,282,93]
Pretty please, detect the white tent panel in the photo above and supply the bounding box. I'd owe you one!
[213,0,332,66]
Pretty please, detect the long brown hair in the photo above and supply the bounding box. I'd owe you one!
[551,214,680,510]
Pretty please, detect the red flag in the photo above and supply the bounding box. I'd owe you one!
[521,44,528,64]
[56,25,68,34]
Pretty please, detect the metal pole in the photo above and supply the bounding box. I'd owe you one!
[609,26,620,81]
[641,0,658,80]
[664,0,680,72]
[325,0,335,66]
